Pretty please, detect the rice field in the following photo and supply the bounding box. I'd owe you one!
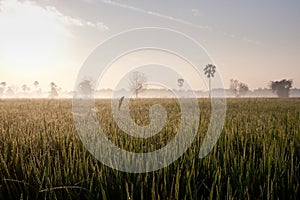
[0,98,299,199]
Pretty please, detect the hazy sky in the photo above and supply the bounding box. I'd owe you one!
[0,0,299,92]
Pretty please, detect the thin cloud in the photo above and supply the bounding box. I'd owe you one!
[0,0,109,33]
[46,6,109,31]
[87,0,262,46]
[100,0,210,30]
[223,31,263,46]
[242,37,263,46]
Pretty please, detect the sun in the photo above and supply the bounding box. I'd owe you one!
[0,0,69,75]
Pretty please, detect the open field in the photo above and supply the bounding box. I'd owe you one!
[0,98,299,199]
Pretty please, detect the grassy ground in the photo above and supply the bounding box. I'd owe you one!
[0,98,299,199]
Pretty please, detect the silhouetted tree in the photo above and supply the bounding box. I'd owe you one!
[128,71,147,98]
[49,82,58,98]
[0,82,6,87]
[22,84,30,96]
[178,78,184,90]
[78,80,93,98]
[203,64,216,98]
[270,79,293,98]
[34,81,39,88]
[230,79,239,97]
[0,82,6,97]
[239,83,249,97]
[230,79,249,97]
[33,81,42,97]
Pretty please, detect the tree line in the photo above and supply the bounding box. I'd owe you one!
[0,81,60,98]
[127,65,294,98]
[0,65,295,98]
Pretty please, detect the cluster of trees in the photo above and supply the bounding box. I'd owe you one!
[126,65,294,99]
[0,81,60,98]
[0,82,15,97]
[270,79,293,98]
[0,65,295,99]
[229,79,249,97]
[126,65,217,98]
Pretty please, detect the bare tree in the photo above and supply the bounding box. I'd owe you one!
[230,79,249,97]
[203,64,216,98]
[230,79,239,97]
[270,79,292,98]
[128,71,147,98]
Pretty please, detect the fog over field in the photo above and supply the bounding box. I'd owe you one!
[0,0,299,199]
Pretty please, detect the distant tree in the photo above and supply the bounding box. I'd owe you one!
[0,82,6,87]
[6,86,15,97]
[22,84,30,95]
[49,82,58,98]
[0,82,7,97]
[270,79,293,98]
[178,78,184,90]
[33,81,42,97]
[128,71,147,98]
[239,83,249,97]
[34,81,39,88]
[230,79,239,97]
[78,79,93,98]
[203,64,216,98]
[230,79,249,97]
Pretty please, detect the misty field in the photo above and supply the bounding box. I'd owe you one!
[0,98,299,199]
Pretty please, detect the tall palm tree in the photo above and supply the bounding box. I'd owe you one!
[34,81,39,88]
[49,82,58,98]
[203,64,216,98]
[0,82,6,88]
[177,78,184,90]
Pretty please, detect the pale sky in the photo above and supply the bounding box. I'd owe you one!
[0,0,299,92]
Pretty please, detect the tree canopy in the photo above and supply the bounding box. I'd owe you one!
[270,79,293,98]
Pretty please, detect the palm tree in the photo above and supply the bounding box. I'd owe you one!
[203,64,216,98]
[49,82,58,98]
[177,78,184,90]
[33,81,41,97]
[34,81,39,89]
[22,84,30,97]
